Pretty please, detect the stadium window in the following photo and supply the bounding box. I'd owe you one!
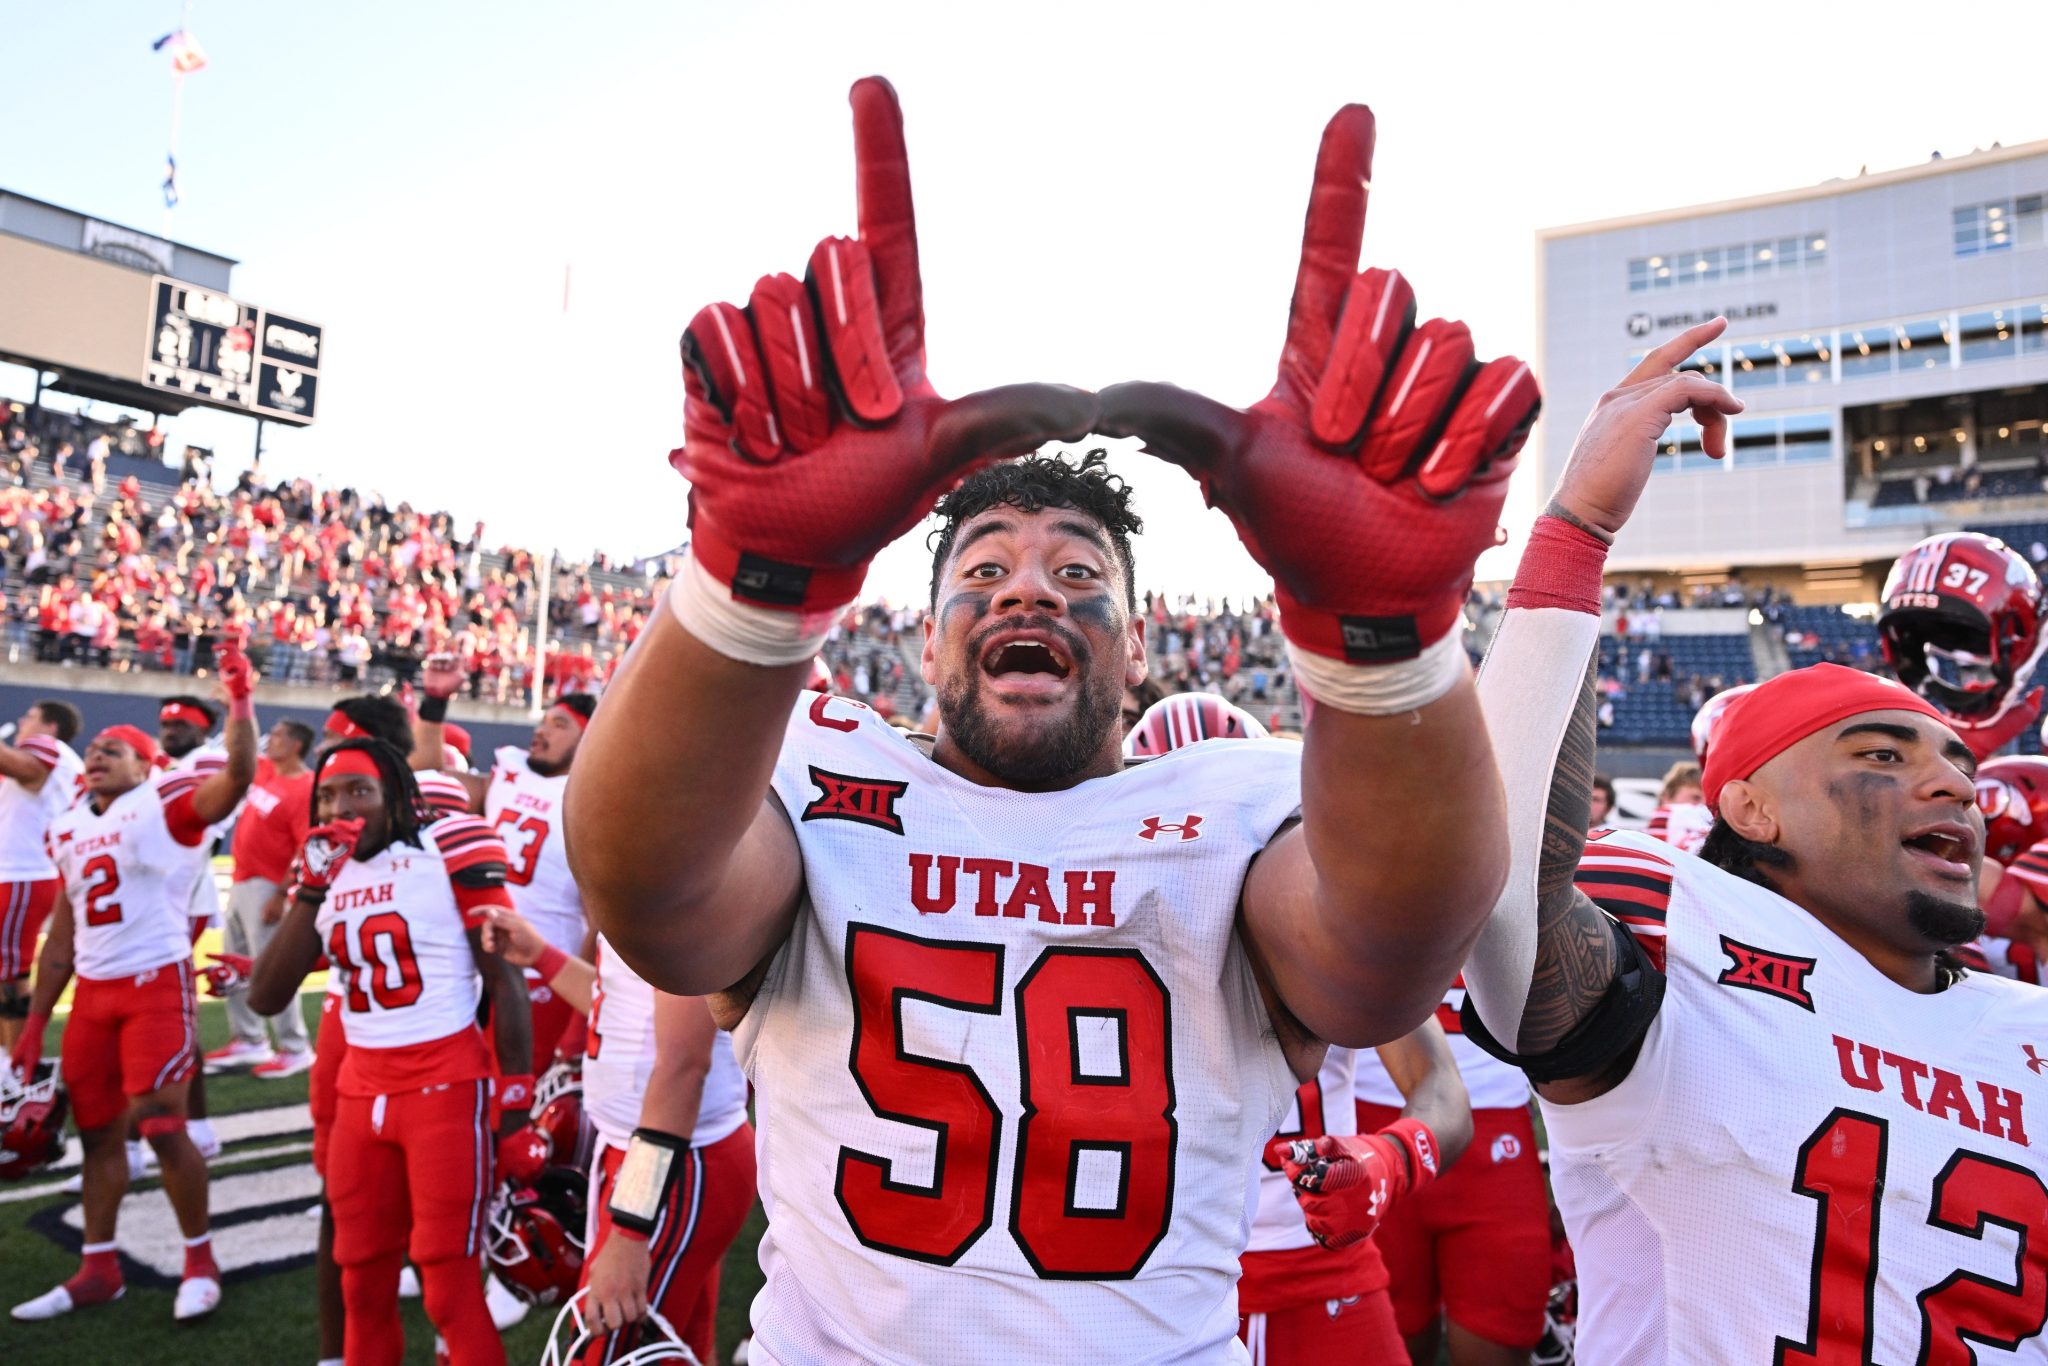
[1781,413,1834,463]
[1898,317,1951,370]
[1731,338,1779,390]
[1729,416,1781,465]
[1781,334,1829,385]
[1651,254,1673,290]
[1984,201,2014,252]
[1628,234,1826,289]
[1953,195,2048,256]
[1960,308,2019,363]
[1678,346,1723,380]
[1840,323,1895,379]
[1752,240,1777,272]
[1629,259,1649,292]
[1806,233,1828,265]
[1693,248,1720,283]
[2022,303,2048,356]
[2018,195,2046,248]
[1777,236,1804,270]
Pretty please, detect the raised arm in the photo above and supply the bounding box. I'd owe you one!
[1099,106,1541,1046]
[569,77,1091,996]
[410,655,488,809]
[0,739,55,791]
[1461,319,1742,1101]
[188,636,258,826]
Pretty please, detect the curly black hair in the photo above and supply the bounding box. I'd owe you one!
[927,450,1143,610]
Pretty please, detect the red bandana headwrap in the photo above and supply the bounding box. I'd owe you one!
[97,725,159,766]
[319,748,383,783]
[1700,663,1949,813]
[550,704,590,732]
[325,709,371,741]
[159,702,211,730]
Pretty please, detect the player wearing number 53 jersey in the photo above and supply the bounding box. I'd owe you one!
[1463,325,2048,1363]
[248,738,533,1366]
[577,79,1537,1363]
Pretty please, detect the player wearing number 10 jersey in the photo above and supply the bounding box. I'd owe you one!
[1464,330,2048,1363]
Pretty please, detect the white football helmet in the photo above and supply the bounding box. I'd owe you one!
[542,1287,701,1365]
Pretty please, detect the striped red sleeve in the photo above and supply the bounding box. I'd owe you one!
[16,736,61,770]
[416,773,473,819]
[1575,835,1674,973]
[158,771,211,847]
[431,815,513,927]
[2004,839,2048,902]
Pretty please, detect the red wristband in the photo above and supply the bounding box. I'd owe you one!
[534,943,568,983]
[1379,1117,1442,1191]
[497,1074,534,1110]
[1505,515,1609,615]
[228,694,256,723]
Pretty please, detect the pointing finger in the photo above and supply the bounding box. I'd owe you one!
[1287,105,1376,373]
[1621,316,1727,387]
[849,77,924,366]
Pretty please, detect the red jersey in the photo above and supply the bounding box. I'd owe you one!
[230,769,314,885]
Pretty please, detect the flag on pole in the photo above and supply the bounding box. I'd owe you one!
[162,154,180,208]
[152,30,207,74]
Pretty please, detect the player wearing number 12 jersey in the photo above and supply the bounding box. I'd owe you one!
[1463,326,2048,1363]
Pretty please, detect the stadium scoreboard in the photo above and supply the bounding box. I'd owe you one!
[143,277,321,425]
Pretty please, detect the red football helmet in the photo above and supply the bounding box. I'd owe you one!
[1879,533,2045,721]
[0,1060,68,1180]
[1689,683,1758,765]
[487,1167,588,1306]
[1976,755,2048,865]
[529,1092,592,1172]
[1125,692,1269,758]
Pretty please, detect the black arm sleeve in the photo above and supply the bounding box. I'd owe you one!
[1459,913,1666,1084]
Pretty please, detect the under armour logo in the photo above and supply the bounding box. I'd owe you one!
[1138,815,1202,842]
[2025,1044,2048,1076]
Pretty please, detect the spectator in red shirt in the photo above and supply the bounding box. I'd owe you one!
[216,719,318,1074]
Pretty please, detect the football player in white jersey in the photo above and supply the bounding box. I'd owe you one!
[480,902,755,1365]
[572,80,1538,1364]
[9,638,258,1324]
[411,672,594,1066]
[0,698,83,1050]
[1353,979,1551,1364]
[1464,317,2048,1362]
[247,737,532,1366]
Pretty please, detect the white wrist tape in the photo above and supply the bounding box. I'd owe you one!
[667,552,842,667]
[1287,630,1469,716]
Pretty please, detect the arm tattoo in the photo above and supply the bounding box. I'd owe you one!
[1516,652,1625,1055]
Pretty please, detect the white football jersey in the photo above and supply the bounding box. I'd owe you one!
[1246,1047,1356,1253]
[584,933,748,1147]
[0,737,82,881]
[48,771,206,979]
[313,828,484,1050]
[1549,829,2048,1364]
[734,693,1301,1366]
[484,746,585,953]
[170,740,230,922]
[1354,975,1530,1111]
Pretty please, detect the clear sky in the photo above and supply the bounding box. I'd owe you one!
[4,1,2045,602]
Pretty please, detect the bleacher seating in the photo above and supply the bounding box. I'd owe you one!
[1595,630,1757,746]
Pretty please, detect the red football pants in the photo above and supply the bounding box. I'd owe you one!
[1361,1101,1551,1349]
[1238,1286,1407,1365]
[310,992,345,1176]
[62,961,197,1131]
[329,1078,501,1366]
[578,1124,757,1365]
[0,877,58,979]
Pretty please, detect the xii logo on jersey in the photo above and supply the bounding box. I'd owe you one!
[802,766,909,836]
[1716,934,1817,1011]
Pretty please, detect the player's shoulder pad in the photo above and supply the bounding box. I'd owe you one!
[157,769,205,802]
[430,813,511,878]
[781,690,922,758]
[15,735,61,770]
[492,745,527,776]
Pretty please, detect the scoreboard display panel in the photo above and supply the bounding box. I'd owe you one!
[143,277,320,425]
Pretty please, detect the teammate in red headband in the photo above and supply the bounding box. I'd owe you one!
[10,637,259,1325]
[1460,318,2046,1363]
[409,675,597,1067]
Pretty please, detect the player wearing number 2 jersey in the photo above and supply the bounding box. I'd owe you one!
[412,682,594,1066]
[10,641,259,1327]
[247,738,533,1366]
[578,78,1534,1361]
[1464,326,2048,1363]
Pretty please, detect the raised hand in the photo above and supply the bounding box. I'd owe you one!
[215,628,256,704]
[1546,316,1743,542]
[673,77,1095,618]
[1098,106,1541,669]
[296,817,365,896]
[1279,1122,1439,1247]
[420,652,463,701]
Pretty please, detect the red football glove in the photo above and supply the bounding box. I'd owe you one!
[200,952,255,998]
[9,1011,48,1075]
[497,1127,550,1188]
[1098,107,1539,664]
[673,76,1094,616]
[216,629,255,705]
[420,653,462,702]
[296,818,365,896]
[1951,686,2044,764]
[1279,1118,1441,1248]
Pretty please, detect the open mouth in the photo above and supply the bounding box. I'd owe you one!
[1902,824,1975,878]
[981,636,1073,684]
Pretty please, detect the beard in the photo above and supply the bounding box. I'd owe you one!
[1906,890,1985,948]
[938,623,1124,790]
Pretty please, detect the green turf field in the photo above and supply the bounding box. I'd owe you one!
[0,990,766,1364]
